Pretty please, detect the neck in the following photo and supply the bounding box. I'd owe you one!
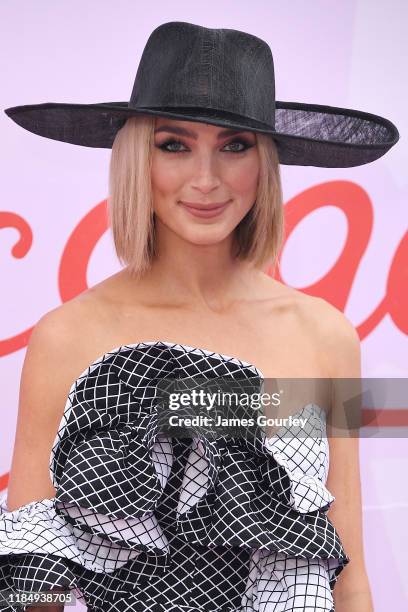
[126,225,265,311]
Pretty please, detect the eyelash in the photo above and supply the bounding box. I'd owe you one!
[155,138,255,154]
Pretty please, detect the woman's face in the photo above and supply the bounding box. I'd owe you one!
[151,117,260,247]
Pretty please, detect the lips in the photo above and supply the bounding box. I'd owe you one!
[180,200,231,211]
[179,199,231,219]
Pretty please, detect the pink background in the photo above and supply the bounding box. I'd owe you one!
[1,1,407,609]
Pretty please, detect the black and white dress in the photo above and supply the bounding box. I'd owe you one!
[0,341,349,611]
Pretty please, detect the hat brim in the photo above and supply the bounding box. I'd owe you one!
[4,100,399,168]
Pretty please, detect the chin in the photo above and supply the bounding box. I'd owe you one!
[179,226,233,246]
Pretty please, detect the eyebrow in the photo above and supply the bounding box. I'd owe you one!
[154,124,250,140]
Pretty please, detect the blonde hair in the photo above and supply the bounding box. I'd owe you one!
[108,115,284,278]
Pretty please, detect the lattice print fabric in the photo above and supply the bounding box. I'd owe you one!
[0,341,349,611]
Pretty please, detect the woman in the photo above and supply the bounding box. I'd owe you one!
[0,21,399,612]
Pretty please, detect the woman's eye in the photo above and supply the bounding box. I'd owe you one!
[156,139,187,153]
[155,138,254,154]
[224,140,251,153]
[156,139,188,153]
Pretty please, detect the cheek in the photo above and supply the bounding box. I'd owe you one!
[151,157,185,195]
[225,156,260,195]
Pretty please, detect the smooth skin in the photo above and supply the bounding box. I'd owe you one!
[7,118,373,611]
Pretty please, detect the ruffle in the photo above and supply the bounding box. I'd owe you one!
[173,405,341,561]
[0,492,146,572]
[241,550,336,611]
[0,342,349,611]
[261,404,335,514]
[0,492,85,610]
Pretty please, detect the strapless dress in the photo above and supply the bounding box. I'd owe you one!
[0,341,349,611]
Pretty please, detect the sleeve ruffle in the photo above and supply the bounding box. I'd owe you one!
[0,492,86,611]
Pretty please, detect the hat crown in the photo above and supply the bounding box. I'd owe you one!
[129,21,276,127]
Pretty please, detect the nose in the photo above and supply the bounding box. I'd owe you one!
[190,151,222,193]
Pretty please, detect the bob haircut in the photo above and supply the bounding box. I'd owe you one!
[108,115,284,278]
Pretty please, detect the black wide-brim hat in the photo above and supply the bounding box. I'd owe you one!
[4,21,400,168]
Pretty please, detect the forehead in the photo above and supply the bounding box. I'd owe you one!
[153,117,254,139]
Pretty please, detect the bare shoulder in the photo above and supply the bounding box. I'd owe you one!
[295,292,358,336]
[29,285,114,382]
[298,294,362,378]
[30,293,98,357]
[24,273,126,400]
[27,268,145,389]
[263,278,361,378]
[23,297,99,417]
